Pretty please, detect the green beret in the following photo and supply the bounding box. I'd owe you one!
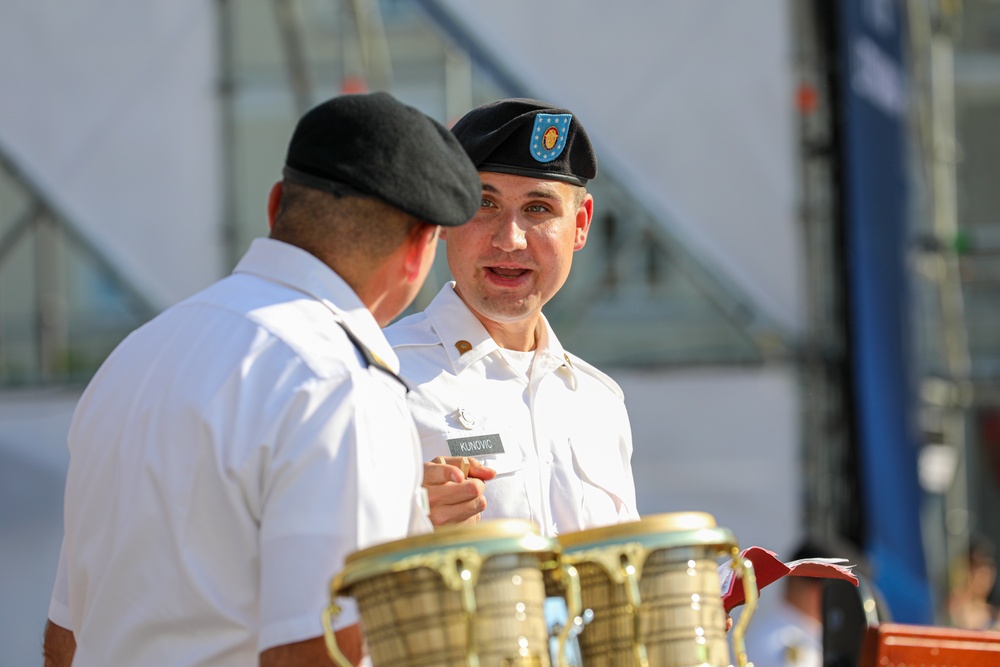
[284,92,481,227]
[450,98,597,186]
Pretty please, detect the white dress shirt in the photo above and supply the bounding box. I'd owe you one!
[385,283,638,536]
[742,600,822,667]
[48,238,430,666]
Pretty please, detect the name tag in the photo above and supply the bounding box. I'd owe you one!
[447,433,505,456]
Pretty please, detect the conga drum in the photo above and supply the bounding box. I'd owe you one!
[557,512,758,667]
[323,519,565,667]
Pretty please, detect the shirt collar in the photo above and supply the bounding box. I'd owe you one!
[424,282,577,385]
[233,238,400,372]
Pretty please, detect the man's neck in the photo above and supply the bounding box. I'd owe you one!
[479,316,540,352]
[450,284,545,351]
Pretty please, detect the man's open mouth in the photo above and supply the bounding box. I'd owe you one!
[487,266,530,279]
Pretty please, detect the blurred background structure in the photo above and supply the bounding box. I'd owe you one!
[2,0,1000,663]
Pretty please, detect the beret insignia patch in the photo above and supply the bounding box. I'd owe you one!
[530,113,572,163]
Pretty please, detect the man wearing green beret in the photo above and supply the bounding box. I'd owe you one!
[386,98,639,536]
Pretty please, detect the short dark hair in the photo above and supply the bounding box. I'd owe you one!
[271,181,421,264]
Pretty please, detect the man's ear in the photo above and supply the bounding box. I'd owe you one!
[574,193,594,251]
[402,223,439,281]
[266,181,283,231]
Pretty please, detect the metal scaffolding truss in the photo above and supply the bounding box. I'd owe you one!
[222,0,794,368]
[0,142,156,384]
[2,1,867,382]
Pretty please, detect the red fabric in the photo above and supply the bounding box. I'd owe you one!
[722,545,858,612]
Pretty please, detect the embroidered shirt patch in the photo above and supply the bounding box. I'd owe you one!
[530,113,572,163]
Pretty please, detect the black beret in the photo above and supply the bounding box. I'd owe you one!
[284,91,481,227]
[450,98,597,186]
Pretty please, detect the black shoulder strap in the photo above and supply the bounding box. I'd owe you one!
[337,322,410,393]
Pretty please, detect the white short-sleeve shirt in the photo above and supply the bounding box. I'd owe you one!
[742,599,822,667]
[48,238,430,667]
[385,283,639,536]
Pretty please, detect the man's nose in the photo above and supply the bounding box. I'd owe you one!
[492,215,527,252]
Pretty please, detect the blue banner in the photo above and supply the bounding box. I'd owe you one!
[839,0,933,623]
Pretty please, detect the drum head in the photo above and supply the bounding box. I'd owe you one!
[332,519,559,595]
[558,512,736,555]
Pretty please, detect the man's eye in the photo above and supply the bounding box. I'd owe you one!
[526,204,548,213]
[480,198,496,208]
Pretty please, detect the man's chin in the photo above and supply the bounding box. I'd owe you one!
[473,298,538,325]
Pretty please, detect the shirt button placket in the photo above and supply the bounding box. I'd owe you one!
[529,371,556,536]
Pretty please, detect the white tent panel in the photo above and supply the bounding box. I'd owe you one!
[0,1,222,309]
[434,0,804,334]
[621,366,801,557]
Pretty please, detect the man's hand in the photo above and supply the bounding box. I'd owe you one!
[422,456,496,527]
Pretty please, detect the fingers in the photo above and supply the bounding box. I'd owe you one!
[423,458,491,527]
[434,455,470,476]
[425,459,464,484]
[428,456,497,481]
[465,457,497,481]
[425,477,487,526]
[427,490,487,526]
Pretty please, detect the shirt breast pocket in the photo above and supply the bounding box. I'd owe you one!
[569,437,632,522]
[477,448,526,476]
[419,431,454,462]
[419,432,525,473]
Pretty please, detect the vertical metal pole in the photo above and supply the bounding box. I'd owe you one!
[794,0,853,544]
[444,45,472,123]
[929,0,973,611]
[346,0,394,91]
[908,0,971,613]
[927,5,969,379]
[274,0,314,114]
[35,212,66,381]
[217,0,240,272]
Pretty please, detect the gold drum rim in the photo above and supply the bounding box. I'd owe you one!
[331,519,559,593]
[557,512,736,553]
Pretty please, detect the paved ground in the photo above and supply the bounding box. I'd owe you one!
[0,389,79,666]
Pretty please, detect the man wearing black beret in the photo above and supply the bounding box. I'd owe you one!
[43,92,480,667]
[386,98,639,535]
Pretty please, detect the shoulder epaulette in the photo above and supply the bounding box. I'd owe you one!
[338,322,410,392]
[384,314,440,349]
[564,351,625,400]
